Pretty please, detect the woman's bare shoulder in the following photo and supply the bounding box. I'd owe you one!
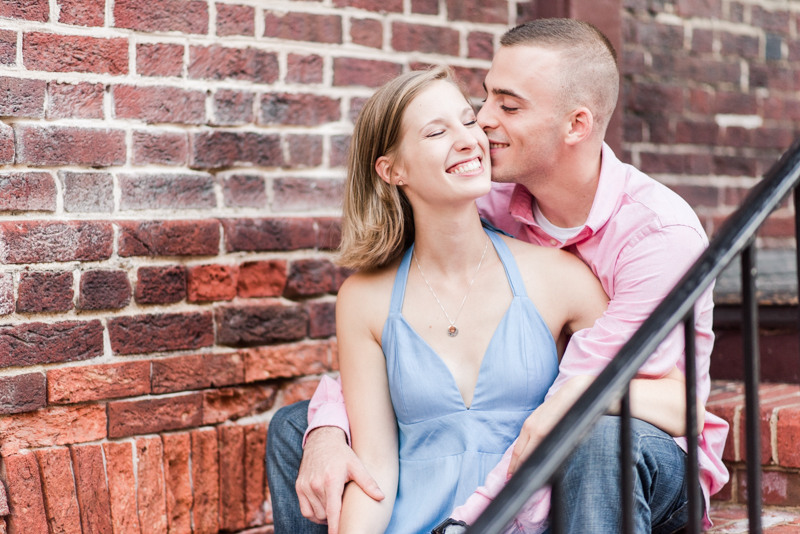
[337,255,403,324]
[499,234,582,271]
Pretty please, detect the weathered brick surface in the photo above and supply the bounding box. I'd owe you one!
[135,266,187,304]
[244,424,268,527]
[114,0,208,33]
[243,341,331,382]
[0,221,112,264]
[190,131,283,169]
[23,33,128,74]
[117,220,220,257]
[0,373,46,415]
[162,433,192,534]
[222,218,316,252]
[284,259,337,298]
[120,173,215,210]
[17,271,74,313]
[60,172,114,213]
[0,172,56,212]
[70,445,113,534]
[48,82,104,119]
[0,78,45,117]
[392,22,460,55]
[216,303,308,347]
[188,46,278,83]
[333,57,402,87]
[286,135,324,168]
[16,125,126,167]
[191,429,219,534]
[0,405,106,456]
[308,301,336,338]
[152,352,244,394]
[238,260,287,298]
[132,131,189,166]
[260,93,340,126]
[47,361,150,404]
[107,311,214,355]
[287,54,324,84]
[0,123,13,165]
[217,4,255,36]
[222,174,267,207]
[35,447,82,534]
[0,0,49,22]
[212,90,255,126]
[264,12,342,43]
[351,19,383,49]
[0,320,104,368]
[136,437,168,533]
[107,393,204,438]
[273,177,343,211]
[2,452,48,534]
[102,442,141,534]
[136,43,184,77]
[58,0,104,26]
[187,264,238,302]
[218,426,246,531]
[0,30,15,65]
[281,379,322,406]
[202,385,277,425]
[79,270,131,310]
[114,85,206,125]
[0,272,13,316]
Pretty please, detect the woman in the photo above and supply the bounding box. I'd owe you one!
[335,67,690,533]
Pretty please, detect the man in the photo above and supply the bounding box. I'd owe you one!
[267,19,729,534]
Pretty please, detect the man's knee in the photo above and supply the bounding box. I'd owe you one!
[267,400,311,460]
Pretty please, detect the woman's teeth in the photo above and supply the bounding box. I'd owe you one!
[448,159,481,174]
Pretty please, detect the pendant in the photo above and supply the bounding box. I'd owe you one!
[447,325,458,337]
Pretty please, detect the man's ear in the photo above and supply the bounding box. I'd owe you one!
[375,155,403,186]
[565,107,594,146]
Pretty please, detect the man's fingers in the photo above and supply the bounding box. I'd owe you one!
[348,460,385,501]
[297,489,318,522]
[326,486,343,534]
[508,434,528,475]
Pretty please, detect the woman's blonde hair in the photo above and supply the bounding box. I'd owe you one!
[338,66,471,271]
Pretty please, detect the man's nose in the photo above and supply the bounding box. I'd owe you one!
[477,104,495,130]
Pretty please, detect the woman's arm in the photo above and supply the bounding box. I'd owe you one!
[337,276,399,534]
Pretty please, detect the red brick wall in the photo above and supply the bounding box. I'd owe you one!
[0,1,527,532]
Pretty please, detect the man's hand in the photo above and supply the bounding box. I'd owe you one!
[508,376,594,475]
[296,426,385,534]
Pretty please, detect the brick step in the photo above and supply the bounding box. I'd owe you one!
[707,381,800,509]
[708,504,800,532]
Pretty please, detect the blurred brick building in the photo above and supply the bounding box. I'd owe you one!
[0,0,797,532]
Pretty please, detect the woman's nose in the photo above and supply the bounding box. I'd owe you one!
[454,124,479,151]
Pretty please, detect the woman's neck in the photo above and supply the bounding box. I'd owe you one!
[410,202,488,275]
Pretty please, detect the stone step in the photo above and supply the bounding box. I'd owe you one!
[708,504,800,532]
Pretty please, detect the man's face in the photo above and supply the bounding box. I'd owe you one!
[477,45,568,186]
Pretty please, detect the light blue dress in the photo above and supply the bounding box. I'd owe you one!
[382,228,559,533]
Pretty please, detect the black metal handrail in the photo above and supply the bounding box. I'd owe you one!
[468,137,800,534]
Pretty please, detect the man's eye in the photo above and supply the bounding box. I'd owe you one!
[501,105,518,112]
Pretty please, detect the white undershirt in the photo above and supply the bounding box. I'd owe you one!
[532,201,583,243]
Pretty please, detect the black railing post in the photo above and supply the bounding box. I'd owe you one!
[551,471,565,534]
[620,388,634,533]
[794,188,800,374]
[684,308,701,534]
[742,243,763,534]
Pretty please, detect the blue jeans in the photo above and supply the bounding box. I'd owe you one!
[266,400,327,534]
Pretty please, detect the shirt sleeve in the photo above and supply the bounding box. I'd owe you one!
[301,375,351,448]
[547,224,707,397]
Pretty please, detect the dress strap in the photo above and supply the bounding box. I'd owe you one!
[389,245,414,313]
[486,229,528,298]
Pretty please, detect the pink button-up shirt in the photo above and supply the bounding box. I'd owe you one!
[304,144,729,530]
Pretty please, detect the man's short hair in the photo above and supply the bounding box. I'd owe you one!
[501,19,619,137]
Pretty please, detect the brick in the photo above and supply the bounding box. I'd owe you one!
[24,33,127,74]
[675,121,719,145]
[135,266,186,304]
[191,429,219,534]
[0,320,103,369]
[446,0,506,23]
[452,66,488,98]
[317,217,342,250]
[675,57,741,85]
[0,373,45,415]
[751,64,793,91]
[114,85,206,125]
[412,0,438,14]
[17,271,73,313]
[1,220,112,264]
[120,173,215,210]
[222,218,316,252]
[132,131,189,166]
[282,379,321,406]
[16,125,125,167]
[47,361,150,404]
[222,174,267,208]
[136,438,168,533]
[691,28,712,53]
[676,0,721,18]
[467,31,494,60]
[739,468,800,506]
[47,82,104,119]
[190,131,282,169]
[0,172,55,212]
[260,93,340,126]
[284,259,336,298]
[0,30,15,65]
[273,177,343,212]
[202,385,277,425]
[286,135,323,168]
[188,264,238,302]
[287,54,324,84]
[326,137,348,170]
[215,303,308,347]
[114,0,208,33]
[108,393,203,438]
[720,32,759,59]
[264,12,342,44]
[713,155,757,177]
[0,273,12,316]
[212,90,254,125]
[626,83,683,114]
[137,43,184,77]
[0,77,45,117]
[118,219,220,257]
[752,6,790,35]
[639,153,711,175]
[71,445,113,534]
[188,46,278,83]
[162,434,192,534]
[244,425,268,527]
[777,406,800,467]
[714,87,757,114]
[218,426,246,531]
[334,57,402,87]
[237,260,287,298]
[108,312,214,355]
[243,341,330,382]
[751,127,794,150]
[0,405,106,456]
[634,20,683,49]
[58,0,104,26]
[351,19,383,49]
[308,301,336,338]
[79,270,131,311]
[0,123,12,165]
[2,452,48,534]
[334,0,402,11]
[0,0,48,21]
[392,22,459,55]
[217,3,254,36]
[60,172,114,213]
[152,352,244,394]
[349,97,369,123]
[34,448,81,534]
[103,442,140,534]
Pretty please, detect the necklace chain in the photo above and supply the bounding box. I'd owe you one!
[413,235,489,337]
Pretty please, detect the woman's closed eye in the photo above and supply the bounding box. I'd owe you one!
[426,130,445,138]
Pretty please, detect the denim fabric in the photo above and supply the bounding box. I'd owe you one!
[266,400,327,534]
[553,416,692,534]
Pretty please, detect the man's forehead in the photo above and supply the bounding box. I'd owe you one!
[485,45,560,93]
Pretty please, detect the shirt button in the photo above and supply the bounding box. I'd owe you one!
[550,239,558,246]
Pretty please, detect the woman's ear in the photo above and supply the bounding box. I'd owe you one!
[376,155,404,186]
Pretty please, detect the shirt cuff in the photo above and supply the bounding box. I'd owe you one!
[302,402,352,449]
